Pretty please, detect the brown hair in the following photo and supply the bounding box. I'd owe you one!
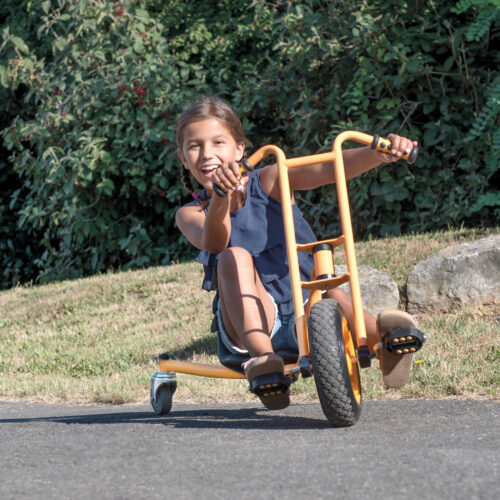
[176,96,249,198]
[176,96,248,149]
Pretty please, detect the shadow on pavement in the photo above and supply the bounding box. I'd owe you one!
[0,404,334,430]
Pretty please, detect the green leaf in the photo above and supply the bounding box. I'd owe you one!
[97,178,114,196]
[408,57,420,72]
[0,65,7,87]
[54,38,67,52]
[11,36,29,54]
[135,9,151,25]
[133,40,144,54]
[471,192,500,211]
[100,151,112,163]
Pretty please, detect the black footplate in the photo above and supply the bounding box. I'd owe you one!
[249,373,291,397]
[383,326,427,355]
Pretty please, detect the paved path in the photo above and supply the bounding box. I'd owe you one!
[0,400,498,499]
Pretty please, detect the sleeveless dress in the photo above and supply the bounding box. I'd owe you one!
[193,169,316,315]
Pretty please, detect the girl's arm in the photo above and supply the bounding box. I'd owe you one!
[175,194,232,253]
[176,160,248,253]
[260,134,416,199]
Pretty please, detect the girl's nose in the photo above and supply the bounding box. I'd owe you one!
[201,145,214,160]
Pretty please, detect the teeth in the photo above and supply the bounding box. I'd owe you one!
[202,165,219,172]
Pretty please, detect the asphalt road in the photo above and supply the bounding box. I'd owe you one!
[0,400,498,499]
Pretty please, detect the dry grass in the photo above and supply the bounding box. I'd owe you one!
[0,226,498,405]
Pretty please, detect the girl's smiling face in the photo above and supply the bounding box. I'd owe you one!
[178,117,245,191]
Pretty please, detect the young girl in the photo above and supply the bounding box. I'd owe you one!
[175,96,422,410]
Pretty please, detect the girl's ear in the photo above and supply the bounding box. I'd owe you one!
[177,148,186,166]
[236,142,245,162]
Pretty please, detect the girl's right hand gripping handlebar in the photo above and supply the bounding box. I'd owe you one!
[370,134,419,164]
[213,157,254,198]
[213,133,418,197]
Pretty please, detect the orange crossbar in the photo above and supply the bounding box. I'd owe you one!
[159,359,298,379]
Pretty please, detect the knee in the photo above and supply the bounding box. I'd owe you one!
[218,247,253,276]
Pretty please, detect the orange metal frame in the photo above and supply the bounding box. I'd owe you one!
[159,131,405,380]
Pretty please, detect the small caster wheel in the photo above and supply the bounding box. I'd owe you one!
[150,372,177,416]
[151,384,174,415]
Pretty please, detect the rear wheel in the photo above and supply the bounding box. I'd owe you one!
[308,299,362,426]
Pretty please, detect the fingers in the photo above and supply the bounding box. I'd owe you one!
[212,161,241,193]
[387,134,417,159]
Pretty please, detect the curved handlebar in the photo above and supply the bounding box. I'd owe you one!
[212,132,419,196]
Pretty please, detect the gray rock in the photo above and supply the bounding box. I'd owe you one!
[336,264,400,316]
[406,235,500,313]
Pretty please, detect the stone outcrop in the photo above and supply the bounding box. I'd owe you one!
[335,264,400,316]
[406,235,500,313]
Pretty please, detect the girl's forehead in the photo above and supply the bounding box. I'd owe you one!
[183,118,233,140]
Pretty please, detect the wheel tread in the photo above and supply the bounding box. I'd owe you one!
[308,299,361,426]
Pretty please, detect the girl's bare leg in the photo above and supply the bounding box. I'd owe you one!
[217,247,276,356]
[325,288,379,352]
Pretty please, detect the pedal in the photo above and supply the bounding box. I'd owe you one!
[357,345,372,368]
[249,373,290,397]
[384,327,426,355]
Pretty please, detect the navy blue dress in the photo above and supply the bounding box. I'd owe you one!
[193,169,316,316]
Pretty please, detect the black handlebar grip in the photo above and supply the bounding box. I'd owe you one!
[240,157,254,172]
[408,145,418,164]
[371,134,418,164]
[212,182,226,197]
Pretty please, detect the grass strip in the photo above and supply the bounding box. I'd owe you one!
[0,227,498,404]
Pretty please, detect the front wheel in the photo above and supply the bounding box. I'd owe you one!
[308,299,362,427]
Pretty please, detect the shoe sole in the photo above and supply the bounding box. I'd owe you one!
[377,310,418,389]
[245,354,291,410]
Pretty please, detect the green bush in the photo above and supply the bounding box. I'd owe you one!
[0,0,498,287]
[230,0,500,237]
[0,0,276,285]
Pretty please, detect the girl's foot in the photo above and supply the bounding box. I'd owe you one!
[376,310,425,388]
[243,354,290,410]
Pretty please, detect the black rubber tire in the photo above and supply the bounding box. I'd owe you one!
[151,382,175,415]
[308,299,362,427]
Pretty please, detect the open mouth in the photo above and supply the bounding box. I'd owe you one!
[201,165,219,176]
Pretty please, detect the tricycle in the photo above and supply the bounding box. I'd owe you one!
[150,131,425,427]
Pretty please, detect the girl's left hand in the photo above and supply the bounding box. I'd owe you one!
[211,161,241,194]
[376,133,418,163]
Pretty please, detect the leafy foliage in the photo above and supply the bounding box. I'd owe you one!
[452,0,500,41]
[0,0,498,287]
[229,0,500,237]
[0,0,276,285]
